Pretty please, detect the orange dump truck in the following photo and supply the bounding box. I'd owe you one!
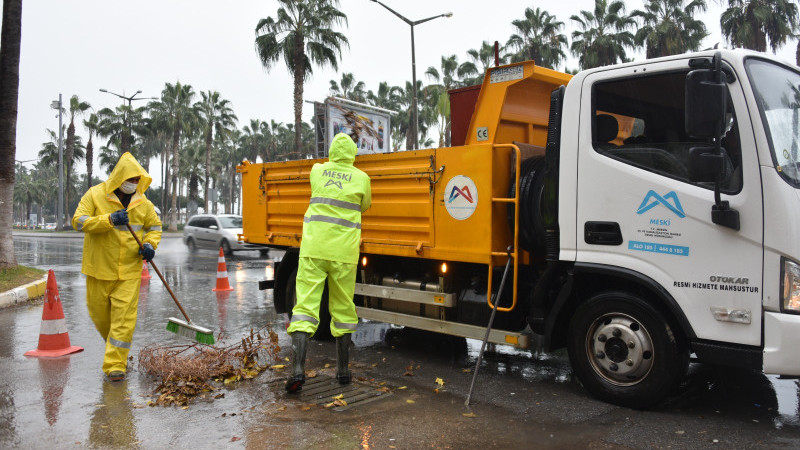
[239,60,569,347]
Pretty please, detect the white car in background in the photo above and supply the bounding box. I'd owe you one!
[183,214,245,255]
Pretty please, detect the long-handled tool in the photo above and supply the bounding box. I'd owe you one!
[465,247,513,406]
[126,224,215,345]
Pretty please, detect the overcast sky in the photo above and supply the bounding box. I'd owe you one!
[13,0,799,187]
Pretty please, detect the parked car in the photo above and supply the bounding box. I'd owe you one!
[44,223,56,230]
[183,214,245,255]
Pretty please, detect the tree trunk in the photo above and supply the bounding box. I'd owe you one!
[64,120,74,228]
[86,134,93,190]
[796,40,799,66]
[293,32,304,157]
[204,125,212,213]
[161,144,168,216]
[212,176,218,215]
[169,124,180,231]
[0,0,22,269]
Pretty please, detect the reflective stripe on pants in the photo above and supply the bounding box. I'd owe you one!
[86,276,141,375]
[287,256,358,338]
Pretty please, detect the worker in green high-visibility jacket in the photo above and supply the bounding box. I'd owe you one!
[286,133,372,393]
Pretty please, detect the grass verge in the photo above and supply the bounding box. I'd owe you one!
[0,265,46,292]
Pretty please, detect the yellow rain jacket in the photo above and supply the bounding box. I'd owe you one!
[299,133,371,264]
[72,152,162,280]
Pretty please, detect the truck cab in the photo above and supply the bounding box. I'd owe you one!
[553,49,800,407]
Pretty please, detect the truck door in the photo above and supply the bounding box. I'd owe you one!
[575,60,763,347]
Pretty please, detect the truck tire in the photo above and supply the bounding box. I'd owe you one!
[567,291,688,409]
[285,268,333,340]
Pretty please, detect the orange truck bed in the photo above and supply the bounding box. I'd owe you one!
[238,62,572,266]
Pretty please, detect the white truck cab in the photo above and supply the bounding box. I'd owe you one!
[550,49,800,407]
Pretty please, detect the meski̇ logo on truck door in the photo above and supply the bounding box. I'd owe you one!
[629,190,689,257]
[444,175,478,220]
[636,190,685,218]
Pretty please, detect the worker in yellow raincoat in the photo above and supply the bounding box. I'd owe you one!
[72,152,162,382]
[286,133,371,393]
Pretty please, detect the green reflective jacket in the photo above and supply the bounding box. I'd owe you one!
[299,133,371,264]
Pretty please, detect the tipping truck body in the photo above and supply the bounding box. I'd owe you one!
[239,50,800,408]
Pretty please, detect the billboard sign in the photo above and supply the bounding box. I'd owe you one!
[324,98,394,155]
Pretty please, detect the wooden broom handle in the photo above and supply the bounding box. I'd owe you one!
[126,223,191,323]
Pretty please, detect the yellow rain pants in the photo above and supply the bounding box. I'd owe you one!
[85,276,141,374]
[287,257,358,338]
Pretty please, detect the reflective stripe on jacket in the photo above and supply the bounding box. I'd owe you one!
[299,133,371,264]
[72,152,162,280]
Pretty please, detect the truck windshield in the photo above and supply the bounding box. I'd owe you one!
[747,59,800,187]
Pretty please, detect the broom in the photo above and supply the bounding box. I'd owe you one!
[126,224,215,345]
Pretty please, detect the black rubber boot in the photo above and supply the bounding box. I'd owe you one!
[285,331,309,393]
[335,333,352,385]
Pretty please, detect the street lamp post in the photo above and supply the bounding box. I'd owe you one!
[50,95,64,230]
[369,0,452,150]
[98,89,156,152]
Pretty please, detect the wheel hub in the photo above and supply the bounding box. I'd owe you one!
[587,313,654,386]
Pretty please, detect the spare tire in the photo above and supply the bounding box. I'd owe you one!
[507,157,546,252]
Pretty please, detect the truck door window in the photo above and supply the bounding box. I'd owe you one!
[592,71,742,193]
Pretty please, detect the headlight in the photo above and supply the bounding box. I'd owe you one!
[781,258,800,313]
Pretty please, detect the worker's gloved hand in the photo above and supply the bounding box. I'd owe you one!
[139,243,155,262]
[109,209,128,226]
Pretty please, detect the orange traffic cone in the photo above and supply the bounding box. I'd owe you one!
[25,270,84,357]
[212,247,234,292]
[141,262,152,280]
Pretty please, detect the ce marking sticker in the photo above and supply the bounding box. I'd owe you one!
[476,127,488,141]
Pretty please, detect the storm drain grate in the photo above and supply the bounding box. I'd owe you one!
[270,374,392,411]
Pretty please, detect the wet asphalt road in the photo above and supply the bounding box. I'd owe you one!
[3,233,800,449]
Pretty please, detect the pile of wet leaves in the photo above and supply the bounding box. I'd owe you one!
[138,327,281,407]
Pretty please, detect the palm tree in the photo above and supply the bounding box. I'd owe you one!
[367,82,402,110]
[255,0,349,155]
[83,113,99,190]
[63,95,90,225]
[571,0,636,70]
[632,0,708,58]
[195,90,237,214]
[507,8,569,69]
[150,82,196,230]
[329,72,367,102]
[0,0,22,267]
[425,55,472,93]
[96,106,126,153]
[13,164,37,226]
[240,119,265,163]
[721,0,799,53]
[260,119,286,162]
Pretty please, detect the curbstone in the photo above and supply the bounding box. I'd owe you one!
[0,274,48,309]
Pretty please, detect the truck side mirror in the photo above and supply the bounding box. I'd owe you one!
[685,52,739,231]
[688,146,727,182]
[685,69,728,138]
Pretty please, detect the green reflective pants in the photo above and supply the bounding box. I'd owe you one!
[288,257,358,338]
[86,276,141,375]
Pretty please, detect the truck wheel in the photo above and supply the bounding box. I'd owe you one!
[567,291,688,409]
[286,268,333,340]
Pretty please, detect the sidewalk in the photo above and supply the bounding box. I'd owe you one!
[0,274,47,309]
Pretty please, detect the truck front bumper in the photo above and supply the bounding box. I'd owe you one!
[764,311,800,376]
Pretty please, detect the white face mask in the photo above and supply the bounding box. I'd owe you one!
[119,181,138,194]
